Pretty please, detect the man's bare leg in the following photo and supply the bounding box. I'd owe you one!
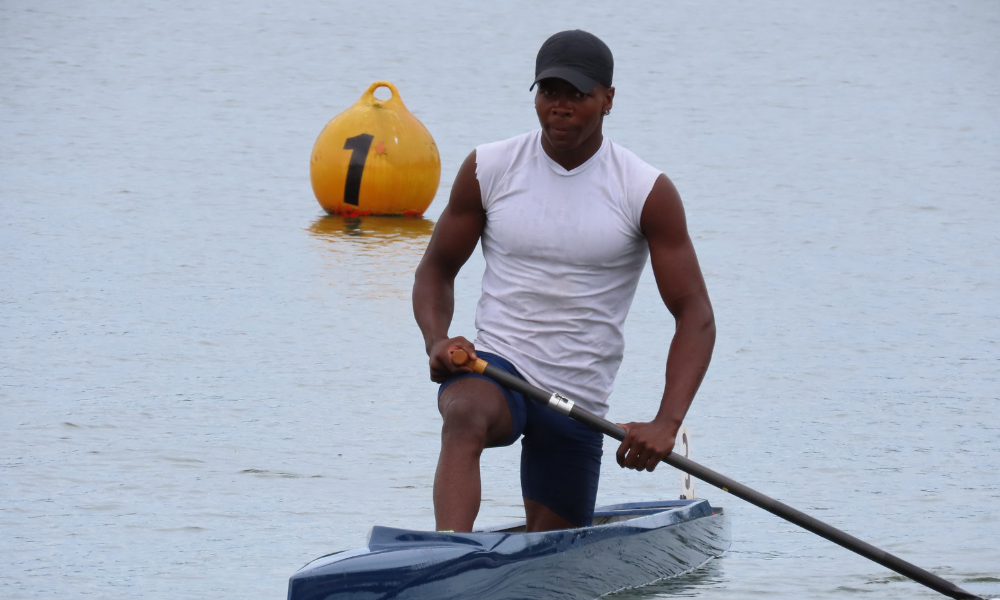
[434,378,513,532]
[524,497,577,532]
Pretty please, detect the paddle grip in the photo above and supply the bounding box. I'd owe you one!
[449,349,487,374]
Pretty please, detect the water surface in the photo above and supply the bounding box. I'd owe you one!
[2,1,998,599]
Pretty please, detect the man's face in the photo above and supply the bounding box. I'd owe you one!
[534,78,614,152]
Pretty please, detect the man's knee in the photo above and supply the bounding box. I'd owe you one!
[438,379,511,448]
[439,395,491,445]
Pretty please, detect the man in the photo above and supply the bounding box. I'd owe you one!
[412,30,715,533]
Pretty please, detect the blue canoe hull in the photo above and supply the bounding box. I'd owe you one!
[288,499,731,600]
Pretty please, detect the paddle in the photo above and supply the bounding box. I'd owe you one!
[450,350,984,600]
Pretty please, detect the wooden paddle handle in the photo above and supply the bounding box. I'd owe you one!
[450,349,488,374]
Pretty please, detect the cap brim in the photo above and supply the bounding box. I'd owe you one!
[529,67,599,93]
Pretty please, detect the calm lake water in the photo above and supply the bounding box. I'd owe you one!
[2,1,998,599]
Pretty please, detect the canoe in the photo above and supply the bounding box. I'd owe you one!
[287,499,731,600]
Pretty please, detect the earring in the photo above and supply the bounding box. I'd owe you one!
[603,110,610,116]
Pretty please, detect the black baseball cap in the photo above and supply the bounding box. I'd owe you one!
[530,30,614,93]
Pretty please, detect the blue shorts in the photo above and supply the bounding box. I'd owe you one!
[438,352,604,526]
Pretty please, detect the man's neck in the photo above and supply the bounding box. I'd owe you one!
[540,129,604,171]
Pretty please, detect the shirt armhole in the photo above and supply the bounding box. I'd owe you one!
[474,145,492,211]
[628,163,662,235]
[475,139,511,211]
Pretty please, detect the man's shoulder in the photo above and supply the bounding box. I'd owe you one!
[475,130,540,193]
[604,137,661,177]
[477,129,539,157]
[599,138,664,228]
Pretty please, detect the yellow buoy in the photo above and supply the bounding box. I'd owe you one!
[310,81,441,216]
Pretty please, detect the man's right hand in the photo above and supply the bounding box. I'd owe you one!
[428,336,478,383]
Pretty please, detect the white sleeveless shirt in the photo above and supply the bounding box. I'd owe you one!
[473,129,662,417]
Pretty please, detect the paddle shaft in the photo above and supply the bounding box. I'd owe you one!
[450,351,982,600]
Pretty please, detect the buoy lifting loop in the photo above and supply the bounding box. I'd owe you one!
[362,81,402,107]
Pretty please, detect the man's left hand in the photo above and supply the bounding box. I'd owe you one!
[615,419,680,472]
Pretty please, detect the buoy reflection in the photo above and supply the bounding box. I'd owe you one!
[307,215,435,300]
[308,215,435,242]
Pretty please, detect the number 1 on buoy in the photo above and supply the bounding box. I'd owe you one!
[342,133,373,206]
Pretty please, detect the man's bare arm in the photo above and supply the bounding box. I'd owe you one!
[616,174,716,472]
[412,151,486,382]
